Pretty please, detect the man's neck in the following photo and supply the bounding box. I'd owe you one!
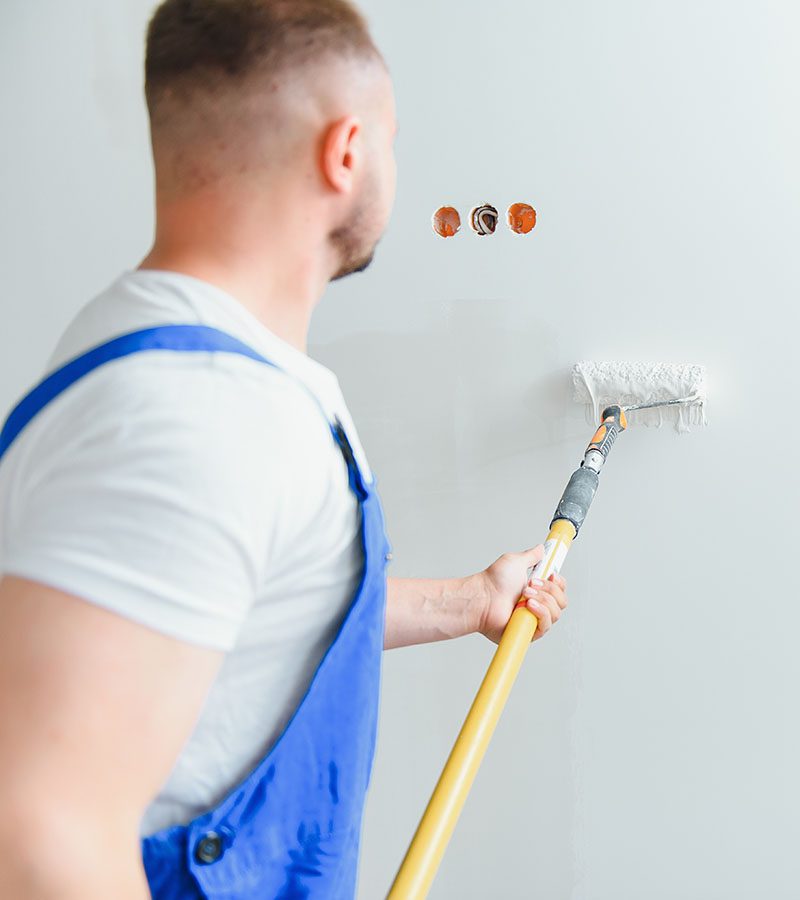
[140,187,331,353]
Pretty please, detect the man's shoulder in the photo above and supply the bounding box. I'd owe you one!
[71,347,329,454]
[12,339,330,496]
[19,270,350,481]
[41,278,318,427]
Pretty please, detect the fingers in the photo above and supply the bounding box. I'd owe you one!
[546,573,568,609]
[522,573,569,641]
[522,586,553,638]
[553,573,567,591]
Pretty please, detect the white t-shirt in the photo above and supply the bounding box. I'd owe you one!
[0,269,372,836]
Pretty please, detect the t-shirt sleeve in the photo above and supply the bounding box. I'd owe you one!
[2,356,314,651]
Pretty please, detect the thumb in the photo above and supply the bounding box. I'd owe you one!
[521,544,545,576]
[521,544,544,566]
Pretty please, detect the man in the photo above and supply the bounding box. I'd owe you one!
[0,1,568,897]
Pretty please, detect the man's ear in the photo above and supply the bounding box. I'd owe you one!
[320,115,362,194]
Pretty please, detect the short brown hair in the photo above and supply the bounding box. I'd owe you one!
[145,0,380,118]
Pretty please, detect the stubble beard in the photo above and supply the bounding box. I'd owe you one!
[328,189,381,282]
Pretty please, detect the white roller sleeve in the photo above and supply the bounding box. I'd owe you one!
[572,361,707,432]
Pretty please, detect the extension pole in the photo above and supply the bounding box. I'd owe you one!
[387,405,629,899]
[386,519,575,899]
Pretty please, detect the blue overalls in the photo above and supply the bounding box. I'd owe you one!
[0,325,390,899]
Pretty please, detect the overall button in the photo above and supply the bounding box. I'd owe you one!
[194,831,224,865]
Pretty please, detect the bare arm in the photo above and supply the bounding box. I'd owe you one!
[0,575,223,899]
[384,546,569,650]
[384,575,485,648]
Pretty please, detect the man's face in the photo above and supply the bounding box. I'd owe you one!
[330,72,397,281]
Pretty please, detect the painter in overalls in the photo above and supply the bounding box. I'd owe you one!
[0,1,568,897]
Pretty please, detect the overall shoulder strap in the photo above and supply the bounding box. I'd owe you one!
[0,324,370,497]
[0,324,286,463]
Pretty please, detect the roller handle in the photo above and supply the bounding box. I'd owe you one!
[585,404,628,461]
[550,404,626,535]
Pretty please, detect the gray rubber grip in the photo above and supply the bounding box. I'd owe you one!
[550,466,599,535]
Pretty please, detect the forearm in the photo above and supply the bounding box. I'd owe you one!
[0,812,149,900]
[0,863,149,900]
[384,575,486,650]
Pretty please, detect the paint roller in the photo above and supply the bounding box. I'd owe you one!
[387,361,707,900]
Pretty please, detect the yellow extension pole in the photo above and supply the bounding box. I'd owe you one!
[387,517,577,899]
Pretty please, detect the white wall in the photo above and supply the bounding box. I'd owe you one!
[2,2,800,898]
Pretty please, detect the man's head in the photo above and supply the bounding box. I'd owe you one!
[145,0,396,282]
